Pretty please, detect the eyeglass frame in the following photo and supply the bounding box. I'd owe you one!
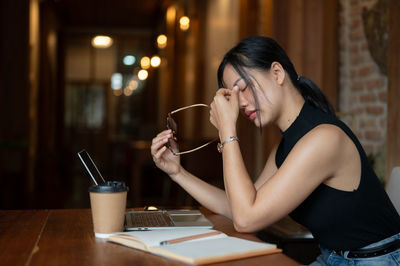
[166,103,217,155]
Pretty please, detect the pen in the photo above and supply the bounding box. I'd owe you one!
[160,231,222,246]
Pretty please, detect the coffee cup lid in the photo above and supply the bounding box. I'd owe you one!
[88,181,129,193]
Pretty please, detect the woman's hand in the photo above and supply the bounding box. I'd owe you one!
[151,130,181,180]
[210,86,240,139]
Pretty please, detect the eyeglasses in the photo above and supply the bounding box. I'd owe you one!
[166,103,217,155]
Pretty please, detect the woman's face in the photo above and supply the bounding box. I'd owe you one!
[222,64,283,127]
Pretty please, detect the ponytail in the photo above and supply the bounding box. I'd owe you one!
[297,76,336,116]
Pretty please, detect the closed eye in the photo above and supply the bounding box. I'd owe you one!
[240,84,248,92]
[234,79,248,92]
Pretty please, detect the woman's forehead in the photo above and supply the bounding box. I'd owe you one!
[222,65,246,87]
[223,64,267,88]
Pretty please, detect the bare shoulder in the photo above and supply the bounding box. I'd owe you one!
[304,124,361,190]
[282,124,351,181]
[306,124,346,142]
[294,124,347,156]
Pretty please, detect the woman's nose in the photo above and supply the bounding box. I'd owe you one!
[238,93,248,108]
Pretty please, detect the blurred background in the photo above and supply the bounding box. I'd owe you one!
[0,0,399,210]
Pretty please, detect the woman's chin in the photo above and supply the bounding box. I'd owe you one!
[253,119,261,127]
[253,117,271,128]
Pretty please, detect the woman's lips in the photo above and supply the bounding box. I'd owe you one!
[246,110,257,120]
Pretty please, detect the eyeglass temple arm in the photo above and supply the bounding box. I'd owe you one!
[169,103,209,115]
[173,138,218,155]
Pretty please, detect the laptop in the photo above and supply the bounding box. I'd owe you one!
[78,150,214,231]
[124,209,213,230]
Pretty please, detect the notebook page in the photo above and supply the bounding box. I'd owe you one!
[151,236,277,264]
[111,229,225,247]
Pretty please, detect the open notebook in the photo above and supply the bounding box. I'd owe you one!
[108,228,280,265]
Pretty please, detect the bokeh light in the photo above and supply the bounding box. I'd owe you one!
[157,34,167,49]
[123,55,136,66]
[150,56,161,68]
[138,69,148,80]
[91,35,113,48]
[127,79,138,91]
[113,89,122,96]
[179,16,190,31]
[140,56,150,69]
[111,73,123,90]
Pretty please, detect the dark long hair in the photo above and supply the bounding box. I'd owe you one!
[217,36,336,123]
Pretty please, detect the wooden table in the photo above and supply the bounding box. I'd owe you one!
[0,209,299,266]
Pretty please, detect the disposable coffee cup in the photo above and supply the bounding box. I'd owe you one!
[88,181,128,238]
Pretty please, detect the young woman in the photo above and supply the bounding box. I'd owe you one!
[151,36,400,265]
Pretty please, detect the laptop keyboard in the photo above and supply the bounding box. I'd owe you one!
[127,211,174,227]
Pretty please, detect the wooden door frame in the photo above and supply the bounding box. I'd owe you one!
[386,0,400,180]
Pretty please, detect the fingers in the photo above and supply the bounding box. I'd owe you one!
[151,136,169,152]
[153,145,167,162]
[209,102,218,129]
[216,88,231,97]
[151,132,171,164]
[212,87,239,110]
[229,85,239,104]
[155,129,172,140]
[153,129,172,145]
[151,130,172,156]
[215,86,238,101]
[209,116,217,128]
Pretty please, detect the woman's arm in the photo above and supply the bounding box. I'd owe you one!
[221,125,344,232]
[172,139,280,218]
[170,167,232,218]
[254,143,279,190]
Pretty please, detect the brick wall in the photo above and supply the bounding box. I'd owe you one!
[338,0,387,178]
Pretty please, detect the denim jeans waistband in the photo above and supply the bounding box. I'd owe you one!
[359,232,400,250]
[325,232,400,259]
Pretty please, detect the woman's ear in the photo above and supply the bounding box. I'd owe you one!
[270,62,285,85]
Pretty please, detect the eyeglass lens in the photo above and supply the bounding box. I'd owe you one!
[165,104,216,155]
[166,114,179,154]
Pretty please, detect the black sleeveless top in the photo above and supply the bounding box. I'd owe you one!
[275,101,400,250]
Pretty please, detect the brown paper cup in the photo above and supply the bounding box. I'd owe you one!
[88,181,128,238]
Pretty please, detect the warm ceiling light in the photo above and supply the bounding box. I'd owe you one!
[91,35,113,48]
[140,56,150,69]
[179,16,190,31]
[150,56,161,67]
[138,69,148,80]
[157,34,167,49]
